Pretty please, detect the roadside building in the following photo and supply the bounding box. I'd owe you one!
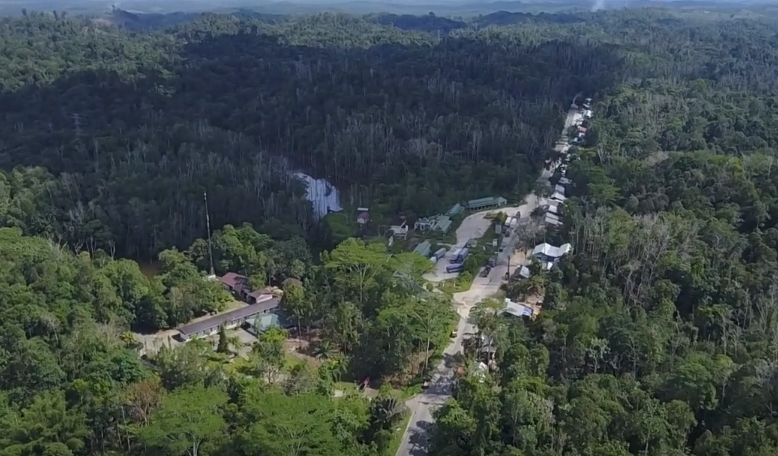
[502,299,534,319]
[532,242,572,263]
[545,213,562,227]
[465,196,508,211]
[413,240,432,257]
[415,215,453,233]
[550,192,567,203]
[432,215,453,233]
[177,298,280,341]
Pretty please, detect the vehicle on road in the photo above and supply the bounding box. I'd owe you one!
[446,263,464,273]
[450,247,469,264]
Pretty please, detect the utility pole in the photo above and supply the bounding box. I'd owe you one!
[204,191,215,277]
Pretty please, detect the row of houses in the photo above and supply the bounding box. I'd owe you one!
[504,97,597,313]
[571,98,593,145]
[543,98,597,228]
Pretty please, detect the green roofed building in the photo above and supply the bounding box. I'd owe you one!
[247,313,280,336]
[413,240,432,257]
[466,196,508,211]
[433,215,453,233]
[446,203,464,217]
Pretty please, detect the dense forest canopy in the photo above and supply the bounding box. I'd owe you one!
[1,6,778,456]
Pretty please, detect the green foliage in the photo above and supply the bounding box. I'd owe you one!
[216,326,229,354]
[3,7,778,456]
[136,384,228,456]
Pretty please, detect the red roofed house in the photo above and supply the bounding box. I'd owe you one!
[219,272,249,299]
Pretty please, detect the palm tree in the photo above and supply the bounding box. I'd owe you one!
[313,340,337,360]
[369,396,406,430]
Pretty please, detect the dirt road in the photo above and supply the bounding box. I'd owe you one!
[395,194,537,456]
[394,105,577,456]
[424,194,539,283]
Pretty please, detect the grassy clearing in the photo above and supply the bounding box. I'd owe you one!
[387,413,413,456]
[284,352,308,369]
[439,272,475,294]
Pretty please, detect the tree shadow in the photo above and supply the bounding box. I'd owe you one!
[0,17,627,258]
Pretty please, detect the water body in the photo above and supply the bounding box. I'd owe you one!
[294,172,343,219]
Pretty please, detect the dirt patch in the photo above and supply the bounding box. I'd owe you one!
[283,338,322,368]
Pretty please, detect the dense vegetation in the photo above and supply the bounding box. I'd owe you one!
[0,10,615,259]
[429,10,778,456]
[2,5,778,456]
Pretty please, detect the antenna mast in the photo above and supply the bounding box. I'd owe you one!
[204,191,215,277]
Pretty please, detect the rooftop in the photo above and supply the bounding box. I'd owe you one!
[177,299,280,338]
[532,242,572,258]
[446,203,464,217]
[220,272,248,292]
[434,215,453,233]
[503,299,534,318]
[413,240,432,257]
[545,213,562,226]
[466,196,507,208]
[551,192,567,202]
[248,313,280,334]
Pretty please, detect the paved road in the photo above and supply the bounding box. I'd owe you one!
[394,105,580,456]
[424,199,537,283]
[395,195,536,456]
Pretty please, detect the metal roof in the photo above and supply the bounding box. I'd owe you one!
[503,300,534,318]
[467,197,496,207]
[434,216,453,233]
[413,240,432,257]
[177,299,280,337]
[446,204,464,216]
[532,243,572,258]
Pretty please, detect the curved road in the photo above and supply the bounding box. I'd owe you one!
[394,105,580,456]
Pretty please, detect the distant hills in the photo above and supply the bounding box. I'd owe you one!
[2,0,776,21]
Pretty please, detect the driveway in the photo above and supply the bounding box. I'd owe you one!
[424,195,538,283]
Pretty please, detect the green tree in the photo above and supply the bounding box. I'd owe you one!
[216,326,229,354]
[137,384,227,456]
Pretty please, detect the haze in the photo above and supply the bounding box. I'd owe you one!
[1,0,772,17]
